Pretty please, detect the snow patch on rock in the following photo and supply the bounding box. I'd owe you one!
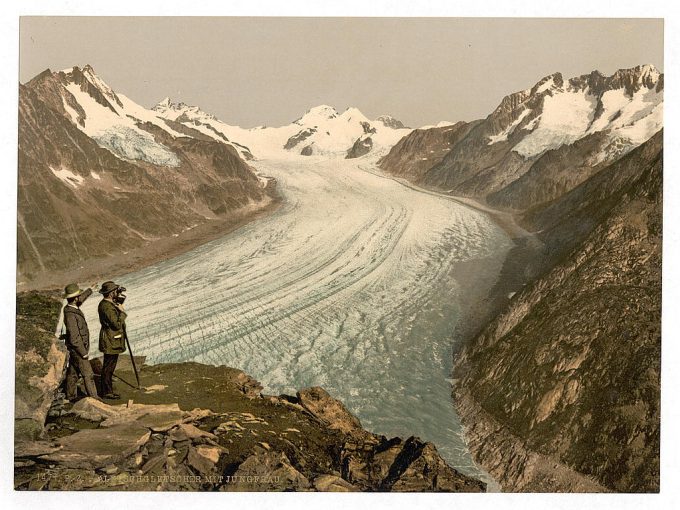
[50,166,84,188]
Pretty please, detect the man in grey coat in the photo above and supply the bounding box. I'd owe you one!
[63,283,99,401]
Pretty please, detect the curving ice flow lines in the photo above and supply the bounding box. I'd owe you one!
[81,156,512,483]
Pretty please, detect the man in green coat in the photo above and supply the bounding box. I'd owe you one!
[98,280,127,400]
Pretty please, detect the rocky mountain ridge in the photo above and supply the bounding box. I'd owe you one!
[380,64,663,212]
[152,100,413,159]
[18,65,276,283]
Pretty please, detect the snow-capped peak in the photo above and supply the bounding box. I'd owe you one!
[419,120,456,130]
[152,98,217,122]
[338,107,371,124]
[43,65,188,166]
[615,63,661,90]
[294,105,339,125]
[157,97,172,108]
[153,97,182,111]
[530,72,562,95]
[59,65,124,111]
[628,63,660,80]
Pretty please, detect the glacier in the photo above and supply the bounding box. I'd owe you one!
[93,126,180,167]
[62,74,182,167]
[79,155,513,484]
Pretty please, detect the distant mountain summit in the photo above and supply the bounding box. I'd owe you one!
[293,104,340,124]
[152,97,218,122]
[150,100,412,159]
[485,64,662,161]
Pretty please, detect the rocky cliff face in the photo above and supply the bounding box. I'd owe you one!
[15,292,67,441]
[380,65,663,212]
[18,66,273,282]
[452,133,662,492]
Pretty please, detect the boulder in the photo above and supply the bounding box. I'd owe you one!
[234,372,263,399]
[296,386,362,434]
[69,397,183,430]
[313,474,357,492]
[380,437,486,492]
[223,448,311,491]
[338,435,485,492]
[168,423,217,442]
[187,446,216,474]
[39,422,151,469]
[195,445,222,464]
[14,440,62,458]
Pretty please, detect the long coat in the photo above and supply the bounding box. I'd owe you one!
[98,299,128,354]
[63,305,90,358]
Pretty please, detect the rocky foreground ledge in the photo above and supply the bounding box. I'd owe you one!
[15,291,485,492]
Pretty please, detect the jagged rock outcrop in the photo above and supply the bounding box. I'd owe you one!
[296,386,363,433]
[452,132,662,492]
[345,136,373,159]
[376,115,408,130]
[283,127,317,150]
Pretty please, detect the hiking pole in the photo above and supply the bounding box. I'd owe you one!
[122,323,141,389]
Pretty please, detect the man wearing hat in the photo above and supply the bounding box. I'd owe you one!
[63,283,99,401]
[98,281,127,399]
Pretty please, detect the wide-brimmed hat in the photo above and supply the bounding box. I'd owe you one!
[64,283,84,299]
[99,281,120,295]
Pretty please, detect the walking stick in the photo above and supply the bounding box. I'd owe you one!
[122,323,141,389]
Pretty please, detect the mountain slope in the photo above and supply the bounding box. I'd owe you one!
[18,66,273,281]
[452,132,662,492]
[377,121,476,182]
[523,130,663,267]
[380,65,663,212]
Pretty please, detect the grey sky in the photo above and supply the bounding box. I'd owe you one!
[19,17,663,128]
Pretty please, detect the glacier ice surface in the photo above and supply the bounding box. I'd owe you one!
[79,156,512,483]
